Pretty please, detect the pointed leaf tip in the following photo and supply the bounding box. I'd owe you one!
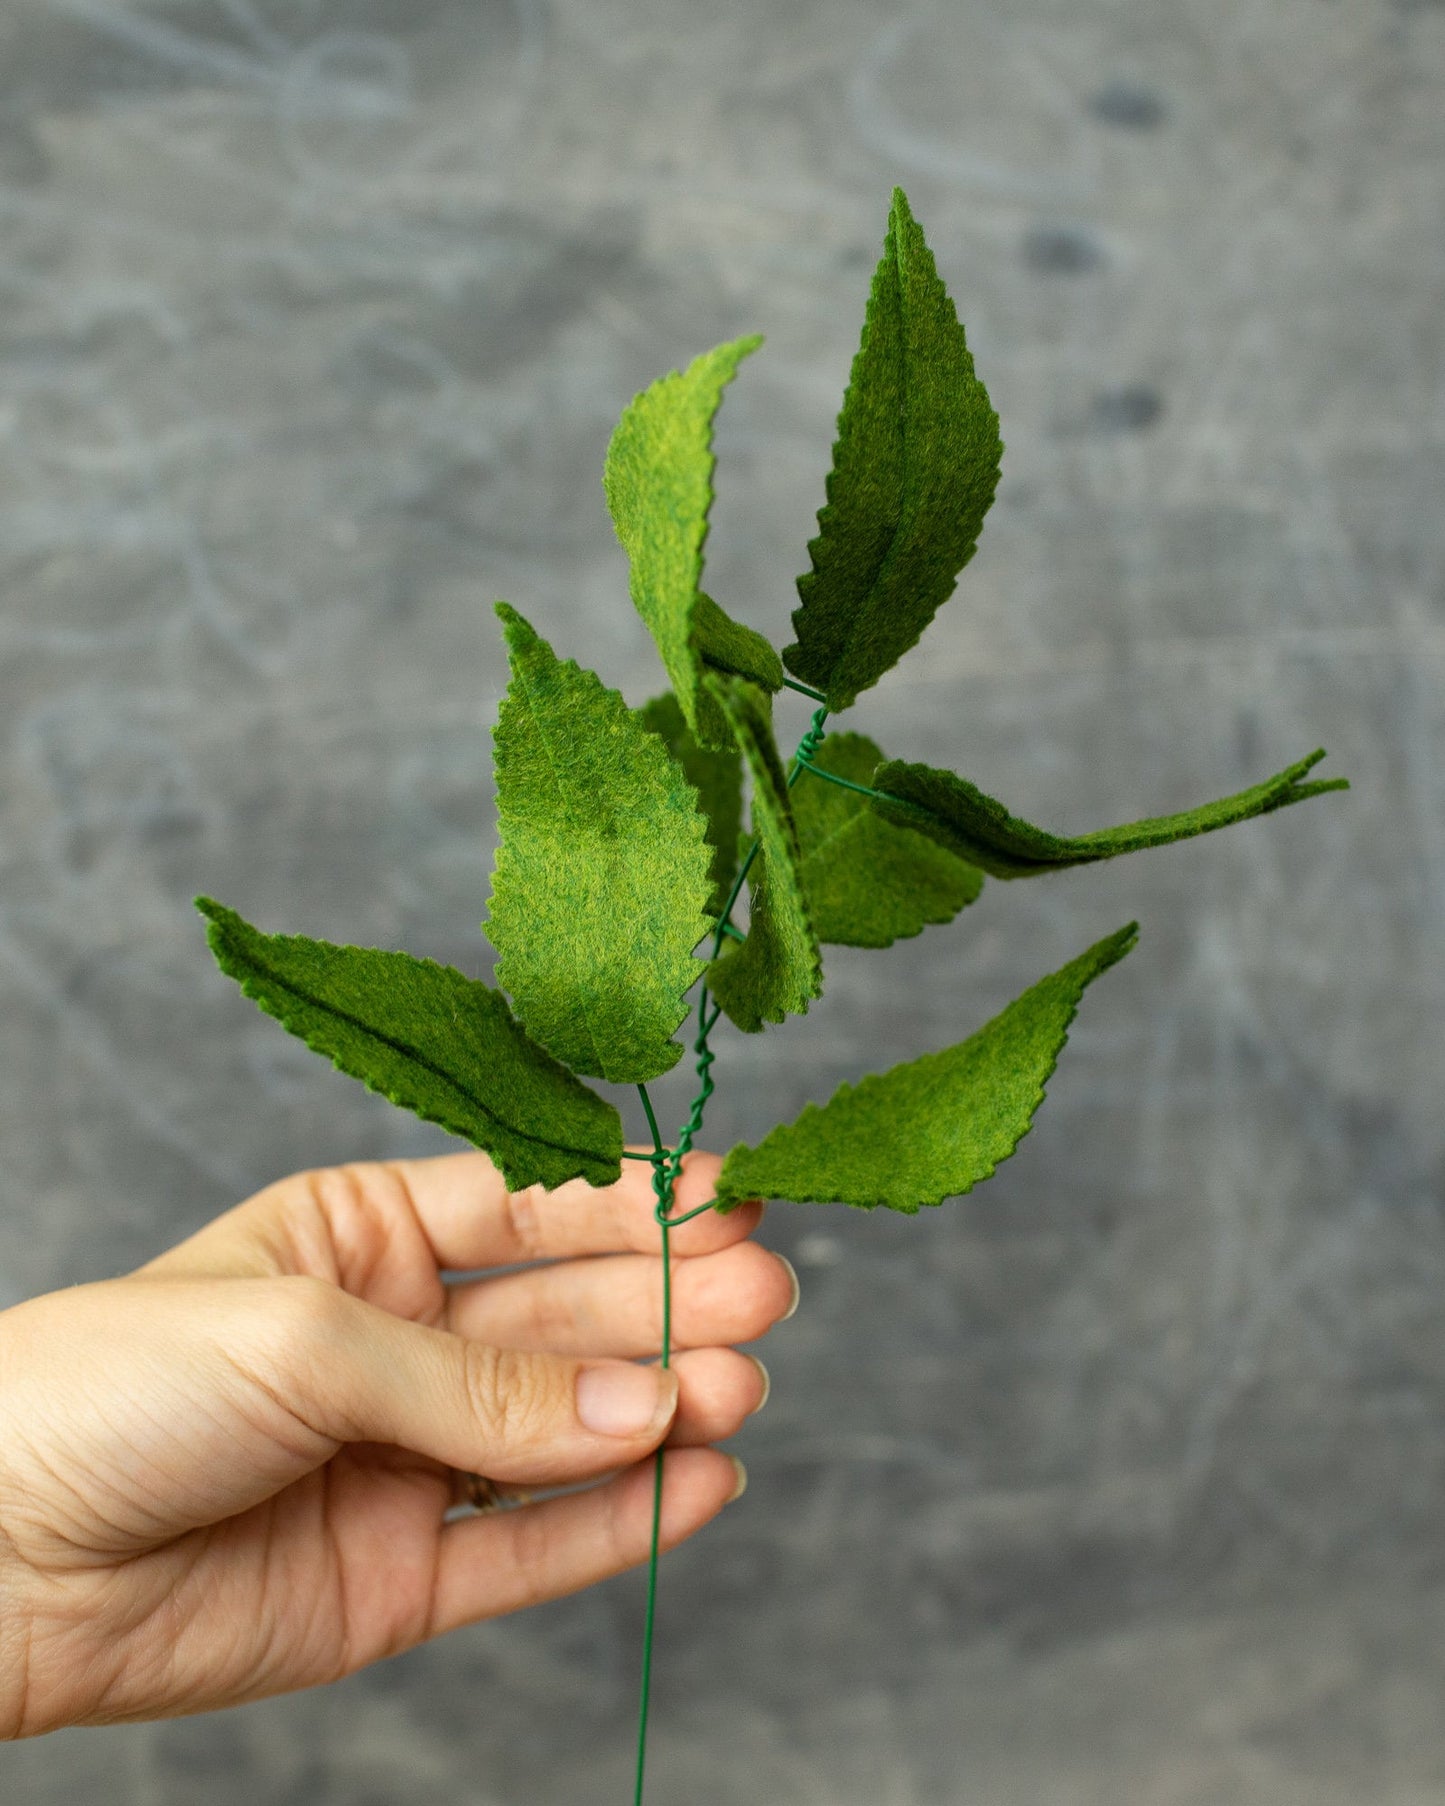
[603,335,779,748]
[784,191,1001,710]
[870,749,1346,878]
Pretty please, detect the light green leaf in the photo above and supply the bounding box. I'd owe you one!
[794,731,984,946]
[486,604,713,1083]
[694,592,784,691]
[704,673,822,1032]
[870,749,1350,879]
[603,336,781,747]
[714,923,1138,1213]
[195,897,623,1194]
[638,690,743,918]
[784,187,1002,712]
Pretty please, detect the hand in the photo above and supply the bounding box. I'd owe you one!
[0,1149,795,1738]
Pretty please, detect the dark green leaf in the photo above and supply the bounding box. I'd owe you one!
[195,897,623,1194]
[714,923,1138,1212]
[793,731,984,946]
[870,749,1350,879]
[704,673,822,1032]
[784,187,1002,711]
[637,690,744,918]
[603,337,781,747]
[486,604,713,1083]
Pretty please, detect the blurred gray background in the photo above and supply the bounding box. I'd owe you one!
[0,0,1440,1800]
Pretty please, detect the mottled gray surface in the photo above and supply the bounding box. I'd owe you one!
[0,0,1442,1799]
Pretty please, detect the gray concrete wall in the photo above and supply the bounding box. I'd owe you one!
[0,0,1441,1799]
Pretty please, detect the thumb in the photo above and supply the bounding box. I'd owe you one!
[274,1278,680,1487]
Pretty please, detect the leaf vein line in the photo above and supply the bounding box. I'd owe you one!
[230,946,606,1164]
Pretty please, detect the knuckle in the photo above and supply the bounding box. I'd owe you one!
[506,1498,560,1611]
[211,1275,358,1444]
[247,1275,348,1387]
[694,1242,789,1340]
[296,1162,392,1274]
[267,1272,345,1338]
[502,1185,545,1261]
[602,1472,636,1574]
[463,1342,562,1451]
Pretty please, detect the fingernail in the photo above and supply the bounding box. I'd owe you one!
[776,1254,801,1321]
[576,1362,677,1437]
[726,1455,748,1504]
[745,1354,771,1414]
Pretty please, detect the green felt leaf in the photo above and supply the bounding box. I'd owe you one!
[704,673,822,1032]
[603,337,781,747]
[793,731,984,947]
[870,748,1350,879]
[784,187,1002,712]
[694,592,784,692]
[714,923,1138,1213]
[486,604,713,1083]
[637,690,743,918]
[195,897,623,1194]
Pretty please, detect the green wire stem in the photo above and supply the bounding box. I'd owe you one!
[790,746,891,803]
[629,696,830,1805]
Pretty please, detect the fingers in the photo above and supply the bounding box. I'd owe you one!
[138,1147,765,1293]
[448,1346,767,1513]
[372,1146,763,1267]
[423,1449,743,1645]
[270,1278,683,1491]
[445,1343,766,1513]
[660,1347,770,1447]
[445,1241,800,1358]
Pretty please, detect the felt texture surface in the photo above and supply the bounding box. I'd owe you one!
[694,591,784,693]
[486,604,713,1083]
[871,747,1349,879]
[705,673,823,1032]
[194,897,623,1194]
[638,689,744,918]
[793,730,985,946]
[714,922,1138,1213]
[602,336,781,749]
[783,188,1002,712]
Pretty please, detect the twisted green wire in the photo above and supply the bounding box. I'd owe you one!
[629,685,830,1805]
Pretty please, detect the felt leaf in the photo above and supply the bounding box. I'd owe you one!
[793,731,984,947]
[870,748,1350,880]
[784,187,1002,711]
[603,336,781,747]
[704,673,822,1032]
[637,690,743,918]
[486,604,713,1084]
[714,922,1138,1213]
[694,592,784,692]
[195,897,623,1194]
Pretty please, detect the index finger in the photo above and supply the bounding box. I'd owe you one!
[375,1146,765,1272]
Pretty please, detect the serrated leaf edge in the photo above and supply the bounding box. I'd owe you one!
[714,922,1138,1212]
[197,898,622,1180]
[488,607,713,1083]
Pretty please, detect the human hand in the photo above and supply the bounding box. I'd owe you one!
[0,1149,795,1738]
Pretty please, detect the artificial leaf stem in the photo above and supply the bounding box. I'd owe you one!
[792,741,887,801]
[630,696,830,1803]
